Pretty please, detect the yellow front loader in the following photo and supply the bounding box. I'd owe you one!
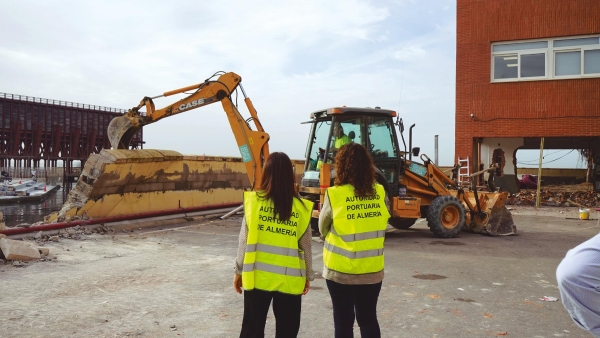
[297,106,516,238]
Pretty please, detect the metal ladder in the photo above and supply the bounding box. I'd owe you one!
[457,157,470,187]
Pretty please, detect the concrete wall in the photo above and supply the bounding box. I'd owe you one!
[48,150,307,222]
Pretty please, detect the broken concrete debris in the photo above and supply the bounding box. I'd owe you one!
[509,189,600,208]
[38,247,49,256]
[0,238,41,261]
[0,224,120,265]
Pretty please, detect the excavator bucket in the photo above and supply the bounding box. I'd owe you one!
[107,109,144,149]
[461,191,517,236]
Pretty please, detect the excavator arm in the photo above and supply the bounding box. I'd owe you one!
[107,71,270,190]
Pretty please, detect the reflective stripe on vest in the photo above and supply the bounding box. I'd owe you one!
[243,262,306,277]
[245,243,306,261]
[323,183,389,275]
[329,226,386,242]
[242,191,314,295]
[324,241,384,259]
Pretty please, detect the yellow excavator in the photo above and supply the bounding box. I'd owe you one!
[107,71,270,190]
[46,71,269,222]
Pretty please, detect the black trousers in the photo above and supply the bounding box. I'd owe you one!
[239,289,302,338]
[326,279,382,338]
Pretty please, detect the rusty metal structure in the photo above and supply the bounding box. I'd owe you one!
[0,92,143,175]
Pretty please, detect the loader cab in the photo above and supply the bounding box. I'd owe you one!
[300,107,401,199]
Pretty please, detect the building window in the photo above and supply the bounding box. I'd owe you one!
[491,35,600,82]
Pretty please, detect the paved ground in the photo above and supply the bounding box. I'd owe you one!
[1,205,598,338]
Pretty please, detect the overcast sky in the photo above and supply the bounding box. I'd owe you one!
[0,0,582,168]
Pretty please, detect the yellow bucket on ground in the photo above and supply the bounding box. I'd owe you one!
[579,208,590,220]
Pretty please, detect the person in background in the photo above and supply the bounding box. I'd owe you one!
[1,170,9,186]
[316,147,326,170]
[319,143,390,338]
[31,168,37,182]
[233,152,314,338]
[556,233,600,337]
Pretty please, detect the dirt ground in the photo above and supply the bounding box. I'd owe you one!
[1,206,599,338]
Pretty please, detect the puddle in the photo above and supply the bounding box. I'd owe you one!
[429,241,466,246]
[455,298,474,302]
[413,274,447,280]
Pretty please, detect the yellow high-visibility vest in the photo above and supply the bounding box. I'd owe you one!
[334,135,351,149]
[323,184,389,274]
[242,191,314,294]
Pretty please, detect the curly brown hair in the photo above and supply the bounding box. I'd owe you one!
[334,143,375,197]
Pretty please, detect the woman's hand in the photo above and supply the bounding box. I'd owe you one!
[233,274,243,294]
[302,280,310,295]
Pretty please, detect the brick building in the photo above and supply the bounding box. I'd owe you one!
[456,0,600,192]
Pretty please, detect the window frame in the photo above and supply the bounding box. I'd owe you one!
[491,35,600,83]
[553,49,582,78]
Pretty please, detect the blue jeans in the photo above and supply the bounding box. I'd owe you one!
[326,279,382,338]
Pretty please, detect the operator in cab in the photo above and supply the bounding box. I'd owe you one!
[333,123,352,150]
[317,123,354,171]
[314,123,354,171]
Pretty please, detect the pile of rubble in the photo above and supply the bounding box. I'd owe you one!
[510,189,600,208]
[0,224,115,268]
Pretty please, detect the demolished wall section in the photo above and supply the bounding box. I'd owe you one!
[48,149,253,222]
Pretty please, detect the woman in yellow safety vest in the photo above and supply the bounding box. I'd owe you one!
[319,143,390,338]
[233,152,314,338]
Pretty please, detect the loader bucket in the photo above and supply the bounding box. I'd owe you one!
[461,191,517,236]
[107,110,144,149]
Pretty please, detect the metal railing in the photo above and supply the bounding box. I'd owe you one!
[0,92,127,113]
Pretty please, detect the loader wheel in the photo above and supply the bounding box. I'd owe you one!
[389,217,416,230]
[427,196,465,238]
